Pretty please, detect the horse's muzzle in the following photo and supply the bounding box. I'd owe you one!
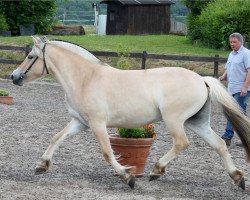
[10,73,26,86]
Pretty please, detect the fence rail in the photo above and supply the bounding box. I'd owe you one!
[0,45,227,77]
[0,45,29,52]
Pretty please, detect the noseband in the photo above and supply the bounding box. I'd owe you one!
[24,43,49,75]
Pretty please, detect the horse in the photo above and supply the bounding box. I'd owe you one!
[11,36,250,190]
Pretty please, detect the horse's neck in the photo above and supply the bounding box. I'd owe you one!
[46,44,97,94]
[50,41,102,65]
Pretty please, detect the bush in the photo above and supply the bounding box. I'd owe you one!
[197,0,250,49]
[113,43,132,70]
[0,0,57,35]
[0,13,8,31]
[184,0,212,42]
[186,14,201,42]
[118,124,156,138]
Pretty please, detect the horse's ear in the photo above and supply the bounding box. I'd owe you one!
[31,36,43,48]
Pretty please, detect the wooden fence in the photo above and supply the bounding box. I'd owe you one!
[0,45,227,77]
[170,21,187,35]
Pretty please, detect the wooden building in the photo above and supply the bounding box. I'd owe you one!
[100,0,174,35]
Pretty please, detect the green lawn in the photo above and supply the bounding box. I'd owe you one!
[0,34,229,78]
[0,34,230,57]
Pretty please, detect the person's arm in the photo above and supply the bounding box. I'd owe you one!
[241,68,250,96]
[219,70,227,81]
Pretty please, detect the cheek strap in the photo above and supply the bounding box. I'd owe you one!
[24,44,49,75]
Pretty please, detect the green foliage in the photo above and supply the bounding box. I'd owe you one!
[0,0,57,35]
[0,13,8,31]
[118,125,156,139]
[114,43,132,70]
[183,0,213,42]
[0,90,10,96]
[183,0,213,16]
[118,128,147,138]
[186,14,201,42]
[197,0,250,49]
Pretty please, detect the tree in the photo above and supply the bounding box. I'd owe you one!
[0,0,57,35]
[182,0,213,41]
[183,0,213,16]
[0,13,8,31]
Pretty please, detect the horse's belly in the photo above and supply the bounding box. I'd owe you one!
[106,106,162,128]
[67,103,89,127]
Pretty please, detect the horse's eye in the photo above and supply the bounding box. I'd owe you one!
[28,55,34,59]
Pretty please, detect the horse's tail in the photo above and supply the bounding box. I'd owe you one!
[203,76,250,162]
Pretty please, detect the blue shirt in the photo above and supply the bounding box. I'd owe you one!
[226,46,250,95]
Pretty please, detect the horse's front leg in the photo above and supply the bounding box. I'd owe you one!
[90,122,136,189]
[35,118,87,173]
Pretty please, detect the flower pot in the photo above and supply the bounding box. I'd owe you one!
[0,96,13,105]
[109,134,155,177]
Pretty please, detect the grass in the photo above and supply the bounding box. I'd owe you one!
[0,33,230,78]
[0,34,230,57]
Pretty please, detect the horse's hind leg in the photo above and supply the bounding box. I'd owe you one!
[185,99,245,190]
[150,119,189,180]
[35,118,87,174]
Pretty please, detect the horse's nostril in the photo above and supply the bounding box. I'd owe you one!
[10,75,14,80]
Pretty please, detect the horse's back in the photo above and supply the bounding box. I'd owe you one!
[143,67,209,122]
[100,67,208,127]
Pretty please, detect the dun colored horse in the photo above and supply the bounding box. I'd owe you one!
[11,36,250,190]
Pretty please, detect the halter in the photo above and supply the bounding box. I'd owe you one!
[24,43,49,75]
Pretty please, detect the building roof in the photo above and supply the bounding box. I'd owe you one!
[100,0,174,5]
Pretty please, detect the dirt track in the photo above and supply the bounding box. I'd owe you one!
[0,78,250,200]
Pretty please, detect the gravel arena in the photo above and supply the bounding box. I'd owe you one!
[1,78,250,200]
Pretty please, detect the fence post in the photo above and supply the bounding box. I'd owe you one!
[25,45,30,56]
[213,54,219,78]
[141,51,147,69]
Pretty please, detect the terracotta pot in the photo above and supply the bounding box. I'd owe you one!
[109,134,155,177]
[0,96,13,105]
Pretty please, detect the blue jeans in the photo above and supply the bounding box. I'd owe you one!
[222,91,250,139]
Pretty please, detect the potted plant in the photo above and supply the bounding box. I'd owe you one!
[0,90,13,105]
[109,124,156,177]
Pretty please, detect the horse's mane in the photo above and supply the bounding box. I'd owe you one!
[49,39,103,65]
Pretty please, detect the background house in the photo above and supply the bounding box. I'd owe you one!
[100,0,174,35]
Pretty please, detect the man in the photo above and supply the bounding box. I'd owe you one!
[219,32,250,146]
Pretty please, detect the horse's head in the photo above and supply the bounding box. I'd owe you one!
[11,36,49,86]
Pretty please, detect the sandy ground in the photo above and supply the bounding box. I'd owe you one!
[0,78,250,200]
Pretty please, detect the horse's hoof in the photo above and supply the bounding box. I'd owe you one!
[238,178,245,190]
[35,160,50,174]
[35,167,47,175]
[127,175,135,189]
[149,174,161,181]
[230,170,246,190]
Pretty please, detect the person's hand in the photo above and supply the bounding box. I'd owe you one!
[218,75,225,81]
[240,87,248,96]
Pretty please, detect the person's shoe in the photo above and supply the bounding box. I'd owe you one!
[235,141,243,147]
[222,137,231,146]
